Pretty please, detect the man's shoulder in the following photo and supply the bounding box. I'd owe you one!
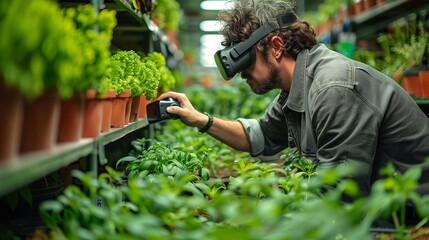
[306,45,354,85]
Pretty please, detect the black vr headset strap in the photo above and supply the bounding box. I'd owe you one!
[230,22,278,59]
[230,12,297,59]
[277,12,297,28]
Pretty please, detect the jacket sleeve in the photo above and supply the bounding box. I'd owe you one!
[309,85,381,195]
[238,96,289,156]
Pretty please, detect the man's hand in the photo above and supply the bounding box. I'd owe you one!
[158,91,209,129]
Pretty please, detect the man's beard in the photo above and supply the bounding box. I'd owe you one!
[253,62,281,95]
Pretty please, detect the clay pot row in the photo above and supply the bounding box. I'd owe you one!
[350,0,387,17]
[402,70,429,98]
[0,86,150,162]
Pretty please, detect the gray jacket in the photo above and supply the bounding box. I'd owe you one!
[238,44,429,195]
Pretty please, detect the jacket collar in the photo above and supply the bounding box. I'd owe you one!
[281,44,318,113]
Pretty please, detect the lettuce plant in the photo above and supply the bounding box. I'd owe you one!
[63,4,117,96]
[0,1,117,100]
[152,0,182,31]
[104,50,161,99]
[0,0,85,100]
[143,51,177,93]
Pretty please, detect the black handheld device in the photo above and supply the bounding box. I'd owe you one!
[147,97,180,124]
[214,13,297,80]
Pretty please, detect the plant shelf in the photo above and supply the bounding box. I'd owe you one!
[0,119,149,197]
[350,0,429,40]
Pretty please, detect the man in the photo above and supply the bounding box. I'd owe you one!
[159,0,429,198]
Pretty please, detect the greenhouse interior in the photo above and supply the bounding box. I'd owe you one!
[1,0,429,239]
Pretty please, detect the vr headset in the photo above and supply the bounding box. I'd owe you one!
[214,13,297,80]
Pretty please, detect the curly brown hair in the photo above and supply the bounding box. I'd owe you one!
[218,0,317,60]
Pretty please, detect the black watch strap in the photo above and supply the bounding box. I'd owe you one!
[199,112,213,133]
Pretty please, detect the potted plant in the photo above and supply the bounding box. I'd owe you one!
[57,4,117,139]
[394,22,428,98]
[144,52,176,95]
[0,0,90,154]
[152,0,182,32]
[419,28,429,98]
[137,52,163,120]
[105,50,147,127]
[377,21,420,95]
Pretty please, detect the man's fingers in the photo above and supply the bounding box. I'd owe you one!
[166,106,181,114]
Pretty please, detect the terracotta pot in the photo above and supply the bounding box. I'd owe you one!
[57,93,84,143]
[125,95,132,125]
[156,87,163,99]
[353,1,364,15]
[138,94,150,119]
[420,70,429,98]
[129,96,141,122]
[100,89,116,133]
[20,90,60,153]
[111,90,131,128]
[402,69,423,98]
[82,89,103,138]
[363,0,376,11]
[375,0,386,5]
[0,80,24,161]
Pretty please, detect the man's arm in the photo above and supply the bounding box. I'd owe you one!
[205,117,251,152]
[158,91,252,152]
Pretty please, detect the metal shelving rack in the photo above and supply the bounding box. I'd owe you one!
[350,0,429,40]
[0,119,148,197]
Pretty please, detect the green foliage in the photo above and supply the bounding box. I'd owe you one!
[153,0,182,31]
[0,1,116,100]
[394,22,428,69]
[353,49,380,69]
[141,51,177,95]
[142,53,164,99]
[377,20,428,77]
[110,50,142,95]
[0,0,84,100]
[104,50,161,98]
[117,142,210,182]
[182,81,278,120]
[40,142,429,239]
[63,4,117,96]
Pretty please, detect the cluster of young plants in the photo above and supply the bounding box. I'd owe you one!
[38,134,429,239]
[63,4,117,97]
[117,140,210,182]
[152,0,182,31]
[181,80,278,120]
[103,50,159,100]
[144,52,176,94]
[377,20,428,78]
[0,0,84,100]
[0,0,117,100]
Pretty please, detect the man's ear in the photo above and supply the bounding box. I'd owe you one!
[270,36,284,60]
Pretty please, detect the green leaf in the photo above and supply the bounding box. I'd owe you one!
[40,200,64,213]
[116,156,138,168]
